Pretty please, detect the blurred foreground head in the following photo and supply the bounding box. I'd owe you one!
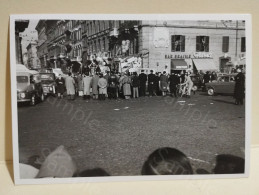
[141,147,193,175]
[36,145,77,178]
[213,154,244,174]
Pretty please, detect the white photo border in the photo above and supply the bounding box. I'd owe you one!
[10,14,252,185]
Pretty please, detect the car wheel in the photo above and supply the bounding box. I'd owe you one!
[30,95,36,106]
[207,88,214,96]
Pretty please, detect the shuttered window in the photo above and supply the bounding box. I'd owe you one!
[222,36,229,52]
[241,37,246,52]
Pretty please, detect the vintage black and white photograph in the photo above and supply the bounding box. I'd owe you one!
[10,14,251,184]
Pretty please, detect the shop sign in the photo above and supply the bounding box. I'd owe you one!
[165,52,213,59]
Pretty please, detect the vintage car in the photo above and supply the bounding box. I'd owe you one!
[205,74,236,96]
[40,73,56,96]
[17,69,45,106]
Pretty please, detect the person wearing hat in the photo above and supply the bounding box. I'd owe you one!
[82,71,93,100]
[233,68,245,105]
[148,70,156,97]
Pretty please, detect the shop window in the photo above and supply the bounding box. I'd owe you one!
[171,35,185,52]
[222,36,229,53]
[241,37,246,52]
[196,36,209,52]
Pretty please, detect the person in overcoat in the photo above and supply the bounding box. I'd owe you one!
[65,72,75,100]
[55,74,65,99]
[82,72,93,100]
[234,68,245,105]
[160,71,169,96]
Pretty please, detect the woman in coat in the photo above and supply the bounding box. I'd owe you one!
[159,71,169,96]
[92,73,100,100]
[82,72,93,100]
[98,73,107,100]
[122,72,132,99]
[65,72,76,100]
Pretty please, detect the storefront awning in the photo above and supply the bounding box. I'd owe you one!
[192,59,217,71]
[171,59,188,70]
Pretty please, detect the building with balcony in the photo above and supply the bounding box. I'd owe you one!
[26,41,39,69]
[15,20,29,64]
[138,20,246,73]
[35,20,48,68]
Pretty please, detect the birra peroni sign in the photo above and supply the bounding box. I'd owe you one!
[165,52,213,59]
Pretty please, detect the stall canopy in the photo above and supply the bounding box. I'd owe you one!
[171,59,188,70]
[192,59,217,71]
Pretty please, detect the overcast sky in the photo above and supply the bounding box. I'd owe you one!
[20,20,39,54]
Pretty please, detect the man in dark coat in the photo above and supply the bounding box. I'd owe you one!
[169,72,180,97]
[234,69,245,105]
[55,74,65,99]
[108,71,118,99]
[139,70,147,97]
[202,71,211,91]
[148,70,156,96]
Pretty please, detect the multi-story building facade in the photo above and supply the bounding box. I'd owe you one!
[15,20,29,64]
[26,41,39,69]
[35,20,48,68]
[138,20,246,73]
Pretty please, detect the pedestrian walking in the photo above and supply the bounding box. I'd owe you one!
[65,72,76,100]
[98,73,107,100]
[131,72,140,98]
[234,68,245,105]
[92,73,100,100]
[202,71,211,91]
[160,71,169,96]
[148,70,156,96]
[82,72,93,100]
[122,72,132,99]
[139,70,147,97]
[55,74,65,99]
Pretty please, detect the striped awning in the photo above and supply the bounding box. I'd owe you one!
[192,59,217,71]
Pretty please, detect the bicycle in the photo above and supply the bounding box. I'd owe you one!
[177,83,189,97]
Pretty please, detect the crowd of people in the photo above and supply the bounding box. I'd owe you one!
[55,69,198,101]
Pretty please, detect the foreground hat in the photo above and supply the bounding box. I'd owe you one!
[36,145,77,178]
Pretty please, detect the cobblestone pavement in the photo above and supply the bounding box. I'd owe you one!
[18,91,245,175]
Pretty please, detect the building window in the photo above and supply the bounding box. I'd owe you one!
[196,36,209,52]
[241,37,246,52]
[222,36,229,53]
[171,35,185,52]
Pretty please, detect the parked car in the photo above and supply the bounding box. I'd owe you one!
[17,69,45,106]
[205,74,237,96]
[40,73,56,96]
